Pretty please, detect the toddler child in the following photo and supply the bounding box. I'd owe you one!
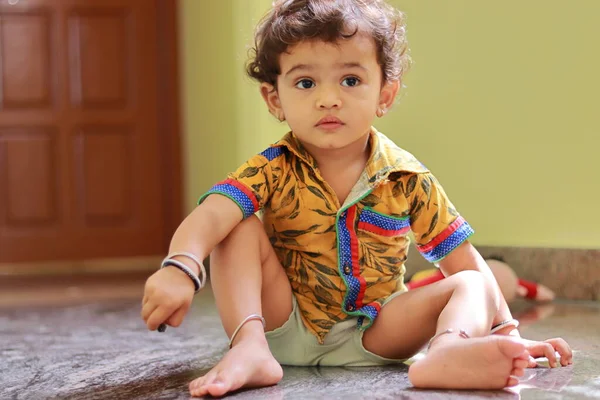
[142,0,573,397]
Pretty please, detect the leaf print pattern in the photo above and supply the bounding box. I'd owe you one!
[425,212,439,238]
[316,274,338,290]
[405,174,418,198]
[411,198,425,221]
[200,128,472,344]
[318,224,336,234]
[307,185,333,211]
[407,172,474,261]
[420,175,431,199]
[313,262,339,277]
[239,166,260,179]
[283,249,294,268]
[280,224,320,238]
[295,158,305,183]
[310,208,336,217]
[392,180,404,197]
[361,193,380,208]
[272,186,295,212]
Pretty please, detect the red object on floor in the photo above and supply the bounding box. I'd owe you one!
[518,279,538,299]
[405,270,444,290]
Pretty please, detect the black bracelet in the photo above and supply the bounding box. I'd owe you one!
[490,319,519,334]
[162,259,201,292]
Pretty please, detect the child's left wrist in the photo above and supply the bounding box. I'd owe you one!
[493,326,521,337]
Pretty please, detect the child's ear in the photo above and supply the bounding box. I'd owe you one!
[378,79,400,113]
[260,82,284,121]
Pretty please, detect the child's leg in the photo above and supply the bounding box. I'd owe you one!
[362,270,529,389]
[189,215,292,398]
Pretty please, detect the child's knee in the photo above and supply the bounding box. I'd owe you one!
[453,269,484,284]
[453,270,500,310]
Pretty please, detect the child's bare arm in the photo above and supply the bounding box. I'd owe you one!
[168,194,245,273]
[141,194,243,330]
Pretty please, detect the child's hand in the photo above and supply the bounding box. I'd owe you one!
[519,337,573,368]
[141,266,196,331]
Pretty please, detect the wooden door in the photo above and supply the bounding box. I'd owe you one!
[0,0,182,263]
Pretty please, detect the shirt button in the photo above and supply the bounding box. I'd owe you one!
[347,304,355,312]
[343,265,351,275]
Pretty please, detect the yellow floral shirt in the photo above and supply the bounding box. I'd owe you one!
[199,127,474,344]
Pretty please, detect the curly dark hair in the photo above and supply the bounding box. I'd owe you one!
[246,0,411,88]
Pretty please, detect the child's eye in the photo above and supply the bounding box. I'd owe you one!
[341,77,360,87]
[295,79,315,89]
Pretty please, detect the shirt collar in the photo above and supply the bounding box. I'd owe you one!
[272,127,428,186]
[364,126,429,186]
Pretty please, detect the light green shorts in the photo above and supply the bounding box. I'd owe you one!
[265,292,408,366]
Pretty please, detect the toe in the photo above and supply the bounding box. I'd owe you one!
[208,367,249,397]
[206,373,229,397]
[513,359,528,369]
[189,377,203,392]
[206,384,226,398]
[506,376,519,387]
[190,372,217,396]
[497,337,527,359]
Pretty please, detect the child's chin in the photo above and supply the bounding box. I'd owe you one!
[318,140,348,150]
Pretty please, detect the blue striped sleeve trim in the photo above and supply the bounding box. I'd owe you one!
[198,180,257,219]
[419,221,475,263]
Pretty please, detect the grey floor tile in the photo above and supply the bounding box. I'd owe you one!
[2,287,598,399]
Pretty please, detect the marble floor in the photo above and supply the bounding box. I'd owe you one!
[2,273,599,400]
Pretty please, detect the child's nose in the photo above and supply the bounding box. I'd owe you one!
[316,85,342,109]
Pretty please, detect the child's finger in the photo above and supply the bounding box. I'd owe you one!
[516,350,530,361]
[147,306,171,331]
[166,305,189,328]
[141,301,157,324]
[527,356,537,368]
[513,359,529,370]
[546,338,572,366]
[538,342,559,368]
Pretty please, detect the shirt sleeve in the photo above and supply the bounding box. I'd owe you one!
[197,147,283,219]
[405,172,474,263]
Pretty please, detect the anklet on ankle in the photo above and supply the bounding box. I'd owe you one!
[427,328,470,350]
[229,314,266,349]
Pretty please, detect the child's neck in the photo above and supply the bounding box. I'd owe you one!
[304,133,371,172]
[302,133,371,206]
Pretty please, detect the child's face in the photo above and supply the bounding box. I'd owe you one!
[261,34,398,152]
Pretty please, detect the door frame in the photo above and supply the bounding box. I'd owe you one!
[156,0,183,250]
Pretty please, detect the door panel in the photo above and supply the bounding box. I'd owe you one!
[0,0,179,263]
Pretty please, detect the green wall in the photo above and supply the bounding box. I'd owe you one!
[180,0,599,249]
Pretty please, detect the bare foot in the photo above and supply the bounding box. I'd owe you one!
[408,334,530,390]
[189,337,283,397]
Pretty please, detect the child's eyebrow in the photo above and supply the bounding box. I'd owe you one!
[336,62,367,72]
[284,64,313,77]
[284,62,367,77]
